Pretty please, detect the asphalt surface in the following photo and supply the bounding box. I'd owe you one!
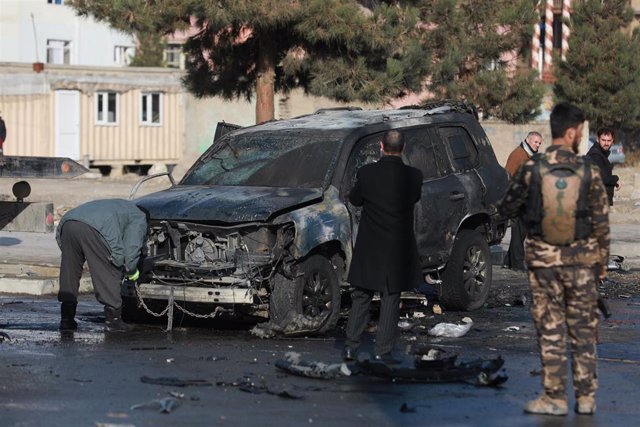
[1,268,639,427]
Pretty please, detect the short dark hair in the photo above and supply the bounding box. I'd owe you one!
[550,103,585,139]
[382,130,404,154]
[597,127,615,139]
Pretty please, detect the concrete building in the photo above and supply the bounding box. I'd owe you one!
[0,0,135,67]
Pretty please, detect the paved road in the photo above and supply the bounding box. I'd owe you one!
[1,275,639,427]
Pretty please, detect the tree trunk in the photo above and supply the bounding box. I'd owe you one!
[256,35,275,124]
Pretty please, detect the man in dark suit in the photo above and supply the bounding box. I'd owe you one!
[343,129,423,364]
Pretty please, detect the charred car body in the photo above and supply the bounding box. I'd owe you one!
[123,103,509,334]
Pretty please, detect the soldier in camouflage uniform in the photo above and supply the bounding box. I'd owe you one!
[499,103,609,416]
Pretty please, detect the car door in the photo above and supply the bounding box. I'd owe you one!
[436,125,486,216]
[403,127,466,268]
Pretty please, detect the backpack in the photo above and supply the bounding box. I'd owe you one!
[527,155,592,245]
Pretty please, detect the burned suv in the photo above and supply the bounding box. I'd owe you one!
[123,103,508,335]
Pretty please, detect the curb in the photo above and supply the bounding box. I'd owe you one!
[0,277,93,296]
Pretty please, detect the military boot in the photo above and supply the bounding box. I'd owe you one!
[104,306,134,332]
[575,396,596,415]
[524,394,568,416]
[59,301,78,331]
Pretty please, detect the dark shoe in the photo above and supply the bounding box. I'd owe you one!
[104,306,134,332]
[59,301,78,331]
[342,346,356,362]
[374,353,402,365]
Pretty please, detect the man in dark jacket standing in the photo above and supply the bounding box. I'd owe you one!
[56,199,148,332]
[586,128,621,206]
[342,130,422,363]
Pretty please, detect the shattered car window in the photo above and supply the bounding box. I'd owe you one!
[181,131,341,188]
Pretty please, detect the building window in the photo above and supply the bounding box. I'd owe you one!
[96,92,119,125]
[46,39,70,64]
[164,44,182,68]
[47,0,64,4]
[114,46,135,66]
[140,92,162,125]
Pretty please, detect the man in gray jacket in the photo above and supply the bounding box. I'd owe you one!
[56,199,148,332]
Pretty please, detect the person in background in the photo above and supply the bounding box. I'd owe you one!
[0,113,6,157]
[503,131,543,271]
[586,127,622,206]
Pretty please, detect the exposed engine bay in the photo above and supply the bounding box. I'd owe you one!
[122,220,295,318]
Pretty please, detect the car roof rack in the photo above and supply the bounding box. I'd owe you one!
[399,100,479,120]
[313,107,363,114]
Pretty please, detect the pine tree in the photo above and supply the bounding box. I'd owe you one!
[69,0,542,124]
[554,0,640,130]
[70,0,429,123]
[414,0,544,123]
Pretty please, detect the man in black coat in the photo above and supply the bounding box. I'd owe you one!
[586,128,622,206]
[343,130,423,363]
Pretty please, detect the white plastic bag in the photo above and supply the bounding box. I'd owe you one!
[428,317,473,338]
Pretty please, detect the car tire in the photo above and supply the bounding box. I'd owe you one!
[440,229,492,311]
[269,254,341,335]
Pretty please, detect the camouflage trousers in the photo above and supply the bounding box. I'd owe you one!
[528,266,598,400]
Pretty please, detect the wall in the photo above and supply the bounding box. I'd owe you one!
[0,0,134,66]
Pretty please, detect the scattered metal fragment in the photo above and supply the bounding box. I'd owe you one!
[400,403,416,413]
[428,317,473,338]
[200,355,228,361]
[607,254,625,271]
[140,376,212,387]
[0,331,11,342]
[512,295,528,306]
[275,352,351,379]
[398,320,413,330]
[503,326,520,332]
[130,396,179,413]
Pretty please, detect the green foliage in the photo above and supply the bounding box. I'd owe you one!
[554,0,640,130]
[69,0,543,123]
[415,0,543,123]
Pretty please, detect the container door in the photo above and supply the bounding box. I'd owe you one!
[55,90,80,159]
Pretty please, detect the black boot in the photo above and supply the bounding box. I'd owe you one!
[104,306,134,332]
[59,301,78,331]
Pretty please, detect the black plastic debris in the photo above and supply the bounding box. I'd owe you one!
[275,352,351,379]
[217,376,303,399]
[130,397,179,413]
[400,403,417,413]
[357,348,507,386]
[0,331,11,342]
[140,376,212,387]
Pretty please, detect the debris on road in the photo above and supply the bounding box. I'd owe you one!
[275,352,351,379]
[140,376,212,387]
[400,403,416,413]
[503,326,520,332]
[130,396,179,413]
[216,376,304,399]
[428,317,473,337]
[358,353,507,386]
[432,304,443,315]
[0,331,11,342]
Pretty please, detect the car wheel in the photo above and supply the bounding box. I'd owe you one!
[269,254,341,335]
[440,229,492,311]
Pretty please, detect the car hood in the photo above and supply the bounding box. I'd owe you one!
[136,185,324,223]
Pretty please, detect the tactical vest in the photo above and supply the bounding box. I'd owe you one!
[527,155,592,245]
